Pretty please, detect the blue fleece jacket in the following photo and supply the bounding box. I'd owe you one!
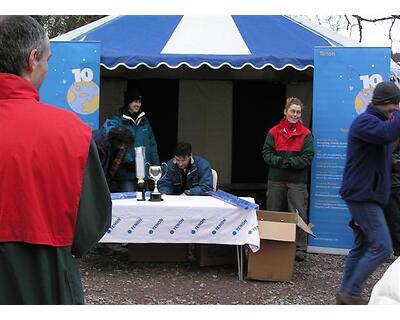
[158,156,213,196]
[340,105,400,206]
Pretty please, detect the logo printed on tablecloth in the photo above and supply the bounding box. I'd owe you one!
[127,217,143,234]
[191,218,206,234]
[212,218,226,235]
[107,216,121,234]
[170,218,185,234]
[232,219,247,236]
[248,225,258,235]
[149,218,164,234]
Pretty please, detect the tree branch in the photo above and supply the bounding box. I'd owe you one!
[353,15,363,42]
[389,18,396,42]
[344,15,351,30]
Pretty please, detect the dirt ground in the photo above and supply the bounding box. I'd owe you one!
[78,246,394,305]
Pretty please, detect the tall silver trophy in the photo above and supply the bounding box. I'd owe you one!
[147,163,168,202]
[135,146,146,201]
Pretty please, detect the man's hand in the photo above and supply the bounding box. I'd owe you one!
[393,159,400,172]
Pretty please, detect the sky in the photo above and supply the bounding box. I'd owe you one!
[315,15,400,53]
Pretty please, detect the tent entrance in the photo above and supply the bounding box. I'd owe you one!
[126,79,180,163]
[232,80,286,184]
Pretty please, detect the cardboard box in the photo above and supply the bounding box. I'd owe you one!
[247,210,315,282]
[195,244,237,266]
[127,243,188,262]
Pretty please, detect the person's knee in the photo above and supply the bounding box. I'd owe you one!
[372,241,392,259]
[383,242,393,258]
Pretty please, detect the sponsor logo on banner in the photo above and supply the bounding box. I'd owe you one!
[232,219,247,236]
[127,218,143,234]
[191,218,206,234]
[354,74,384,114]
[170,218,185,234]
[248,225,258,235]
[107,216,121,234]
[149,218,164,234]
[212,218,226,235]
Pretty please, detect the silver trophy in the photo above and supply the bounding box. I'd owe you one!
[135,146,146,201]
[147,163,168,201]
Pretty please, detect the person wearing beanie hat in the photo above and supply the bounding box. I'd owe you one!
[372,81,400,106]
[124,88,142,108]
[100,88,160,192]
[337,81,400,305]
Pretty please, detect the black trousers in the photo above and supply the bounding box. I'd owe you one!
[383,187,400,255]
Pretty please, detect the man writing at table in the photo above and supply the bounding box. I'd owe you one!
[159,142,213,196]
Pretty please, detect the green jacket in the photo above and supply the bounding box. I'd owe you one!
[0,141,112,305]
[262,132,314,184]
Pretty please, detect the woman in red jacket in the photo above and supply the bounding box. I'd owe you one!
[262,97,314,261]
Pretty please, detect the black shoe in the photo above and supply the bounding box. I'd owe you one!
[295,251,306,261]
[335,292,368,305]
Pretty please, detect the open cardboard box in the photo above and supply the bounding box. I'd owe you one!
[247,210,316,282]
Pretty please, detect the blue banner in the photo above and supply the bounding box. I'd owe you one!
[40,41,101,129]
[309,47,391,252]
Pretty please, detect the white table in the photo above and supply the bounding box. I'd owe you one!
[100,195,260,280]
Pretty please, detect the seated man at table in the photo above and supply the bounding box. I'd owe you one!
[159,142,213,196]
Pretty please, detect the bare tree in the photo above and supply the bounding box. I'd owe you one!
[33,15,105,39]
[295,15,400,50]
[351,15,400,43]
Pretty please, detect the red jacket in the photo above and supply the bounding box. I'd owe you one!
[269,118,311,152]
[0,73,92,247]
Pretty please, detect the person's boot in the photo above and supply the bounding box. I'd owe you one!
[295,251,306,262]
[335,292,368,305]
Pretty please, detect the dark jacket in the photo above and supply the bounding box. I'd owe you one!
[340,105,400,206]
[391,140,400,189]
[92,127,113,174]
[92,127,129,185]
[158,156,213,196]
[102,111,159,180]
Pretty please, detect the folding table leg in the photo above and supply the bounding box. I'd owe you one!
[236,245,243,281]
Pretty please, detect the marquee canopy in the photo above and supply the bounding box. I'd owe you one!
[53,15,359,71]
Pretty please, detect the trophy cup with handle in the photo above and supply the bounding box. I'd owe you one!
[147,163,168,202]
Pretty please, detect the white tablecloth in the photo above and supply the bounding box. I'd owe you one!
[100,195,260,252]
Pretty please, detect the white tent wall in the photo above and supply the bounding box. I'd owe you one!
[178,80,233,185]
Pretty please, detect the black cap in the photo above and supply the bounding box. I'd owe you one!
[124,88,142,105]
[372,81,400,105]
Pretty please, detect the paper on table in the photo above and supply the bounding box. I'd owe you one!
[111,192,151,200]
[207,189,259,210]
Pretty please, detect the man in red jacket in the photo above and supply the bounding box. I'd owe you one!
[0,16,111,304]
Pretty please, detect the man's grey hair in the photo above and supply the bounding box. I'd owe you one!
[0,16,48,75]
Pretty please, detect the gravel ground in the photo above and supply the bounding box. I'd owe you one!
[78,247,395,305]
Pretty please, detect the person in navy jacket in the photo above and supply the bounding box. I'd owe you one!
[337,81,400,305]
[158,142,213,196]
